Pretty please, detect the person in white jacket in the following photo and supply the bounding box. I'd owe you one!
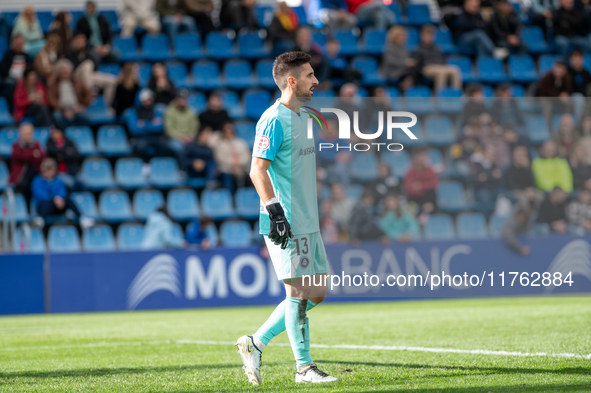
[141,207,185,250]
[120,0,161,38]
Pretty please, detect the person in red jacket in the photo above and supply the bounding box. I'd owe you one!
[404,148,439,214]
[9,122,46,195]
[13,67,52,126]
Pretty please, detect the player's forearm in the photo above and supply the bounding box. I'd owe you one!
[250,167,276,204]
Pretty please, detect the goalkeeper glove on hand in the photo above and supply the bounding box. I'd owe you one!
[266,202,293,250]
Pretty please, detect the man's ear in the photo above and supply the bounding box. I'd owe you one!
[286,75,295,89]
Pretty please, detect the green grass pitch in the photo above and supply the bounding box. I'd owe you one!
[1,297,590,392]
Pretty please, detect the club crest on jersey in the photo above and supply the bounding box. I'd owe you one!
[300,257,310,268]
[257,135,270,150]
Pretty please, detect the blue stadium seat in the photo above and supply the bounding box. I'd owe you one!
[436,88,462,114]
[188,91,207,113]
[335,30,361,56]
[0,127,19,158]
[235,120,256,147]
[351,153,379,182]
[113,36,142,62]
[192,61,223,90]
[489,213,508,237]
[382,151,411,178]
[98,63,121,76]
[99,10,121,33]
[206,31,237,59]
[0,40,7,59]
[1,11,19,27]
[115,158,148,189]
[525,115,551,144]
[312,31,327,47]
[224,60,255,90]
[167,188,200,221]
[0,161,8,191]
[538,54,561,75]
[142,34,173,62]
[48,225,81,252]
[256,59,276,89]
[220,220,252,247]
[70,11,84,28]
[362,28,386,55]
[352,56,385,85]
[86,96,116,124]
[293,5,309,26]
[166,62,190,89]
[254,4,274,27]
[425,116,455,146]
[423,214,456,240]
[447,56,477,83]
[508,55,538,83]
[235,187,260,220]
[149,157,183,188]
[80,158,115,189]
[457,212,488,239]
[238,31,271,59]
[428,148,446,174]
[1,193,29,222]
[122,107,164,136]
[0,97,14,126]
[388,2,402,23]
[133,189,164,220]
[83,225,116,251]
[437,181,468,212]
[97,125,131,156]
[435,29,457,54]
[406,28,419,51]
[117,223,145,250]
[201,189,236,220]
[137,63,152,87]
[346,184,365,201]
[477,57,508,84]
[37,11,54,33]
[218,90,244,119]
[175,33,203,61]
[406,4,434,25]
[244,90,272,120]
[404,86,434,115]
[33,127,50,146]
[99,190,133,223]
[521,26,549,54]
[71,192,99,219]
[311,89,336,107]
[13,227,45,253]
[390,116,424,147]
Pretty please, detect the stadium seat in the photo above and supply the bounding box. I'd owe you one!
[97,125,131,156]
[351,153,379,182]
[218,90,244,119]
[508,55,538,83]
[206,31,237,59]
[48,225,81,252]
[65,126,97,156]
[425,116,455,146]
[117,223,145,250]
[435,29,458,54]
[71,192,99,219]
[149,157,183,188]
[137,63,153,87]
[0,127,19,158]
[99,190,133,223]
[201,189,236,220]
[489,213,508,237]
[404,86,434,115]
[436,88,463,114]
[477,57,508,84]
[382,150,411,178]
[312,31,327,47]
[80,158,115,190]
[86,96,116,124]
[447,56,477,83]
[406,28,419,51]
[0,160,8,191]
[188,91,207,113]
[0,97,14,126]
[115,158,148,189]
[167,189,200,221]
[1,193,29,222]
[36,11,54,33]
[238,31,271,59]
[388,2,403,22]
[254,4,274,27]
[122,107,163,136]
[406,4,434,25]
[34,127,50,146]
[525,115,551,144]
[390,116,423,147]
[292,5,309,26]
[235,187,260,220]
[235,121,256,147]
[428,148,447,175]
[0,40,7,60]
[244,90,272,120]
[423,214,455,240]
[224,60,255,90]
[457,212,488,239]
[220,220,252,247]
[133,189,165,220]
[352,56,385,85]
[311,89,336,107]
[334,30,361,56]
[83,225,116,251]
[521,26,550,54]
[256,59,276,89]
[175,33,203,61]
[142,34,173,62]
[166,62,191,89]
[98,63,121,76]
[362,28,386,55]
[437,181,468,212]
[538,54,561,75]
[13,227,45,253]
[113,36,142,62]
[346,184,365,201]
[99,10,121,33]
[191,61,223,90]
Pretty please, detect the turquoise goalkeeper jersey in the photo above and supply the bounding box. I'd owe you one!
[253,100,319,235]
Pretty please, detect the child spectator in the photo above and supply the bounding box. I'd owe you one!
[142,206,185,250]
[185,216,213,249]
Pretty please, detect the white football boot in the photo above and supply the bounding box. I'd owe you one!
[235,335,262,386]
[295,363,339,383]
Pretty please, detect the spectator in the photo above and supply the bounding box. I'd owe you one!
[451,118,483,175]
[491,83,525,135]
[382,26,417,88]
[185,0,215,37]
[347,0,396,30]
[568,50,591,96]
[454,0,508,59]
[136,88,161,124]
[49,12,73,55]
[34,33,62,81]
[268,2,300,50]
[379,194,419,243]
[404,148,439,214]
[552,0,591,58]
[47,60,92,129]
[165,89,199,153]
[219,0,257,31]
[461,84,490,125]
[66,32,117,107]
[532,140,573,192]
[570,144,591,189]
[349,192,383,245]
[185,216,213,249]
[489,0,527,54]
[121,0,161,37]
[479,123,511,169]
[0,35,31,112]
[368,163,402,204]
[294,27,329,84]
[535,61,573,121]
[75,1,118,63]
[11,6,45,57]
[504,145,544,208]
[335,83,361,118]
[112,63,140,117]
[213,121,250,193]
[131,89,172,162]
[156,0,197,46]
[536,186,569,234]
[501,204,532,255]
[412,24,462,90]
[471,144,503,205]
[567,189,591,233]
[199,93,230,131]
[320,199,340,244]
[142,206,185,250]
[330,183,356,229]
[529,0,556,37]
[553,113,579,157]
[13,68,52,126]
[9,122,45,197]
[45,127,80,187]
[305,0,357,31]
[148,62,177,105]
[579,115,591,158]
[180,126,218,187]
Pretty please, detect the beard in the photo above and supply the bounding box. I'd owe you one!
[295,83,314,102]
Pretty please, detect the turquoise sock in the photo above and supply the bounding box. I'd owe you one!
[285,297,313,366]
[253,299,317,347]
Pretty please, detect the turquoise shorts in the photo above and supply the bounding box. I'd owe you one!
[264,231,329,280]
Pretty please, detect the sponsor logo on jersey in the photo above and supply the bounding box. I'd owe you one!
[300,257,310,268]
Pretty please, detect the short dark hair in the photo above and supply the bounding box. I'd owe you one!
[23,67,36,80]
[570,49,584,58]
[272,51,312,90]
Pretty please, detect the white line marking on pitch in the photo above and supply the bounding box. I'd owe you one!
[1,339,590,360]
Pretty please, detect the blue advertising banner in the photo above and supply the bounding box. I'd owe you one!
[48,236,591,313]
[0,254,44,314]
